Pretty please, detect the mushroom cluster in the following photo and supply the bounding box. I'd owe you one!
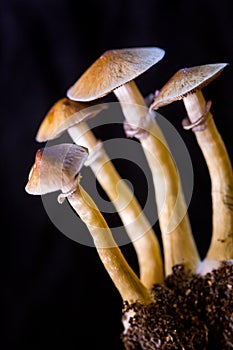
[25,47,233,349]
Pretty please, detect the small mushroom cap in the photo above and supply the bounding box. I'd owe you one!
[25,144,88,195]
[36,98,107,142]
[150,63,228,110]
[67,47,165,102]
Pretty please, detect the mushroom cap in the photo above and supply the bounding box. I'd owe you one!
[25,144,88,195]
[36,98,107,142]
[150,63,228,110]
[67,47,165,102]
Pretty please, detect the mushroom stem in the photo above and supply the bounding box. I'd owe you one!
[183,90,233,263]
[142,122,200,274]
[68,121,164,287]
[114,81,200,276]
[66,182,153,304]
[114,81,147,127]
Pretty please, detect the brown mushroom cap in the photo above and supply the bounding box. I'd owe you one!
[36,98,107,142]
[67,47,165,102]
[150,63,228,110]
[25,144,88,195]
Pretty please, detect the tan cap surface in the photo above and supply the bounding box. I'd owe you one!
[67,47,165,102]
[36,98,107,142]
[25,144,88,195]
[151,63,228,110]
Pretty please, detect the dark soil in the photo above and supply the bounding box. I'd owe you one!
[121,262,233,349]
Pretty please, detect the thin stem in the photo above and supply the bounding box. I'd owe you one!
[141,122,199,274]
[68,122,164,288]
[67,183,152,304]
[183,91,233,262]
[114,81,200,276]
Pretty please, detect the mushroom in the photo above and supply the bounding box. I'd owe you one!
[66,47,200,276]
[150,63,233,274]
[36,97,164,288]
[25,143,152,305]
[25,143,233,350]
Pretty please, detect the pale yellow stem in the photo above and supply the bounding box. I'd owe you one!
[141,123,199,274]
[114,81,200,276]
[183,91,233,262]
[68,122,164,288]
[67,183,152,304]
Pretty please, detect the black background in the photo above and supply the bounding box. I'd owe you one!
[1,0,233,349]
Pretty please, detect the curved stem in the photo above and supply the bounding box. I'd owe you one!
[183,91,233,264]
[68,122,164,288]
[141,122,199,275]
[114,81,200,276]
[67,183,152,304]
